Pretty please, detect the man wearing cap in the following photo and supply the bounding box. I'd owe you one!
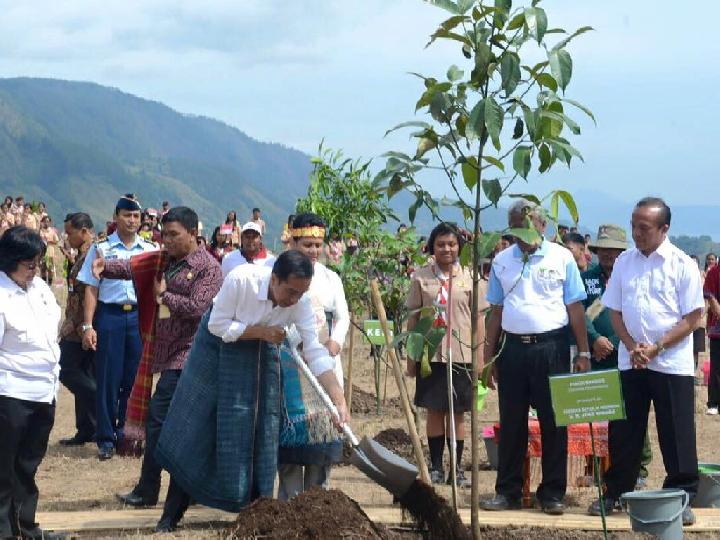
[481,200,590,515]
[78,194,156,460]
[221,221,275,277]
[582,224,653,488]
[588,198,704,526]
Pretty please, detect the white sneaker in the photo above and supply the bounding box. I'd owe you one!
[706,407,719,415]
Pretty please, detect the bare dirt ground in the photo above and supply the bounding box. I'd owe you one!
[35,313,719,538]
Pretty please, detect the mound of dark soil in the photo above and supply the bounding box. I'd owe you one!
[399,479,470,540]
[374,428,416,462]
[226,487,391,539]
[349,385,401,415]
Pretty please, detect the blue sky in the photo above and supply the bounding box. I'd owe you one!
[1,0,719,208]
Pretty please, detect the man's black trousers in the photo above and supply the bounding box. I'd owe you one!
[495,331,570,503]
[603,368,698,500]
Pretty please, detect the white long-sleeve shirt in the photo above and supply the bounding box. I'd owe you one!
[0,272,61,403]
[208,264,334,376]
[310,262,350,346]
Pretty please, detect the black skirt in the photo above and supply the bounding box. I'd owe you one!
[694,327,706,353]
[414,362,473,413]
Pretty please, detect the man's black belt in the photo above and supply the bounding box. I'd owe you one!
[99,302,138,313]
[504,327,566,345]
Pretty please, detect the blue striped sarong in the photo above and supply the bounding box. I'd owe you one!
[155,311,281,512]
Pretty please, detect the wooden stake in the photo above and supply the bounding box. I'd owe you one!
[344,315,356,411]
[370,278,430,484]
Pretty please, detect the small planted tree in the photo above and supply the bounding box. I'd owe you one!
[375,1,593,535]
[297,145,426,408]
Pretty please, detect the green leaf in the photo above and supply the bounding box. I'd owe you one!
[426,0,460,15]
[492,0,511,28]
[561,98,596,124]
[466,99,486,141]
[475,42,492,74]
[456,0,474,14]
[426,327,446,361]
[408,191,424,223]
[549,49,572,92]
[482,179,502,206]
[508,193,541,205]
[500,52,521,95]
[549,192,559,222]
[507,13,525,30]
[507,226,542,245]
[552,25,594,52]
[555,190,579,223]
[461,156,479,190]
[521,104,536,140]
[415,136,437,159]
[548,139,584,164]
[406,332,425,361]
[538,142,552,172]
[524,7,548,44]
[484,97,504,151]
[447,64,464,81]
[535,72,558,92]
[478,232,502,258]
[482,155,505,172]
[384,120,431,137]
[561,113,581,135]
[512,146,532,179]
[512,118,524,139]
[459,242,473,267]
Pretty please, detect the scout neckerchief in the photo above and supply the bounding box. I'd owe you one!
[432,262,456,328]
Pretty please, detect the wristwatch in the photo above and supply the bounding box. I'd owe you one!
[577,352,591,359]
[81,323,93,333]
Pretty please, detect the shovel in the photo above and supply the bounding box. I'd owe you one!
[284,327,418,498]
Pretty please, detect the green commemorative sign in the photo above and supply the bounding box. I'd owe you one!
[363,320,393,346]
[549,369,625,426]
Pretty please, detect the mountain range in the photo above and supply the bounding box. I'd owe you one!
[0,77,311,241]
[0,77,715,246]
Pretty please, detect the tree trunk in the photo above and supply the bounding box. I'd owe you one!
[344,315,356,411]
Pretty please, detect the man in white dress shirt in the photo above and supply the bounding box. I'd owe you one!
[589,197,704,526]
[156,249,347,519]
[221,221,275,277]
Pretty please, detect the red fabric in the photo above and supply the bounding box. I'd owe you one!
[241,245,267,263]
[704,265,720,338]
[494,419,609,457]
[119,250,165,455]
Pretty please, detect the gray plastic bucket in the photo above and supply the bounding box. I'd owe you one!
[695,463,720,507]
[483,436,498,470]
[620,489,688,540]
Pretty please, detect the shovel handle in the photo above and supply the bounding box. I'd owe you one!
[285,343,360,447]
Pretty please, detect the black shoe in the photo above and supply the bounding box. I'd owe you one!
[429,468,445,484]
[97,446,114,461]
[446,468,470,488]
[154,518,177,534]
[19,526,66,540]
[479,494,522,511]
[682,505,696,526]
[588,496,618,516]
[59,433,94,446]
[116,490,157,508]
[539,499,565,515]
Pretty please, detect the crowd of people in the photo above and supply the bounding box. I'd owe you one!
[0,192,716,538]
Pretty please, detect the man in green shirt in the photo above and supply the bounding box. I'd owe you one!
[582,224,652,488]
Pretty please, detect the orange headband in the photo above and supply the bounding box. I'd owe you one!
[291,226,326,239]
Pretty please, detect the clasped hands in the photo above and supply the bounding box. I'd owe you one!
[629,342,660,369]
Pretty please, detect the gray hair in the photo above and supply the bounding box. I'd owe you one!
[507,199,544,222]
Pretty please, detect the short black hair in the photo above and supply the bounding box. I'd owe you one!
[636,197,671,227]
[253,207,261,213]
[272,249,314,282]
[427,222,465,256]
[501,234,515,244]
[291,213,326,239]
[64,212,94,231]
[286,214,296,227]
[0,226,47,274]
[562,232,586,246]
[161,206,198,232]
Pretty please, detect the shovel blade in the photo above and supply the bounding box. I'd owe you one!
[349,436,418,498]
